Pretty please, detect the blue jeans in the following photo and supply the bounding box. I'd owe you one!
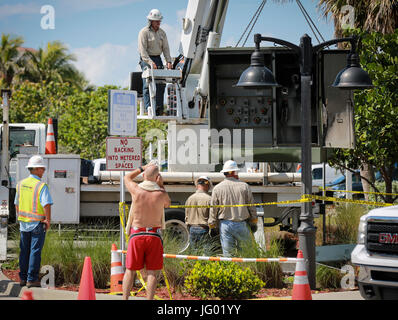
[189,226,210,252]
[139,55,166,115]
[219,220,252,257]
[19,223,46,282]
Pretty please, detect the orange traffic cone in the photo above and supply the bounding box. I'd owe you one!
[110,244,124,294]
[292,250,312,300]
[78,256,96,300]
[45,118,56,154]
[21,290,34,300]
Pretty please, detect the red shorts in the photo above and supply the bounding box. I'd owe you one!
[126,228,163,271]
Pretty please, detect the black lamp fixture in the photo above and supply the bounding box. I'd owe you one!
[236,34,373,90]
[235,34,280,88]
[332,41,373,89]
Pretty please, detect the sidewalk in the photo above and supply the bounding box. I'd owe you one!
[0,265,144,300]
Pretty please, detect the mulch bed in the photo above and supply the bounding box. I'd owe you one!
[2,267,347,299]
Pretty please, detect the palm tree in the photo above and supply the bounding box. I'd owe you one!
[317,0,398,37]
[22,41,89,90]
[0,33,24,88]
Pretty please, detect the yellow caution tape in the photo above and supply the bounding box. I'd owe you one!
[169,194,393,209]
[169,198,309,209]
[320,187,398,197]
[305,194,393,207]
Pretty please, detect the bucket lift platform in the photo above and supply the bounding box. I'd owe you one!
[130,69,185,121]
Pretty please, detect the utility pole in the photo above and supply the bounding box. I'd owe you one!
[0,89,11,261]
[1,89,10,187]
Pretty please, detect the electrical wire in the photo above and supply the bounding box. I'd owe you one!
[296,0,322,44]
[235,0,266,47]
[242,0,266,47]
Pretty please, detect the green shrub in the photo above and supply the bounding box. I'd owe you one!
[184,261,265,299]
[316,264,343,289]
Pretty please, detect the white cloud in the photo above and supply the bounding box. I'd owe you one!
[177,9,186,21]
[71,42,140,88]
[0,3,40,19]
[161,23,182,56]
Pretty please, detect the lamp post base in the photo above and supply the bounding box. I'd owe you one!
[298,222,317,290]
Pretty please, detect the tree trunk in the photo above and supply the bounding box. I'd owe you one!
[360,161,374,201]
[384,166,393,203]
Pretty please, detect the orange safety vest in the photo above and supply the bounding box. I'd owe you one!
[17,176,46,222]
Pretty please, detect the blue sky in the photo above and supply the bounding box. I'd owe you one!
[1,0,336,87]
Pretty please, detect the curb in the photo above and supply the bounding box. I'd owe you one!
[0,264,144,300]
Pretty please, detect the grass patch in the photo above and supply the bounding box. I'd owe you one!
[316,263,344,289]
[7,222,119,288]
[328,204,367,244]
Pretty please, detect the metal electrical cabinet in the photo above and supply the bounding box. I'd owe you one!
[16,154,81,224]
[207,47,351,163]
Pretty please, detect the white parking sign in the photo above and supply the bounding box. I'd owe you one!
[108,90,137,136]
[106,137,142,171]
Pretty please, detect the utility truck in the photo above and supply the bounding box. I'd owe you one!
[351,206,398,300]
[2,0,357,258]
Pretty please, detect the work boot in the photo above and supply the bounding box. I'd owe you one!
[27,281,41,288]
[19,280,27,287]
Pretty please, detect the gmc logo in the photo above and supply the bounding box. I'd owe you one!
[379,233,398,244]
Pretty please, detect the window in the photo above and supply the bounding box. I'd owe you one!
[312,168,323,180]
[1,129,36,158]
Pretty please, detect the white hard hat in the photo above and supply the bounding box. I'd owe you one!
[195,175,213,190]
[26,155,46,169]
[147,9,163,21]
[220,160,240,173]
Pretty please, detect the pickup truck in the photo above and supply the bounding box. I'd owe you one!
[351,205,398,300]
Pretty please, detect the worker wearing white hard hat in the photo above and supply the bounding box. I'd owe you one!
[185,176,213,252]
[25,154,47,169]
[15,154,53,288]
[138,8,173,115]
[194,175,213,191]
[220,160,240,173]
[209,160,258,257]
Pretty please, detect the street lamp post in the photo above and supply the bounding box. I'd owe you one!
[236,33,373,289]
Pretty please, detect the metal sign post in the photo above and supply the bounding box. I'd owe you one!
[120,171,126,267]
[107,89,138,268]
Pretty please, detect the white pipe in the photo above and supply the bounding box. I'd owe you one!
[98,171,301,183]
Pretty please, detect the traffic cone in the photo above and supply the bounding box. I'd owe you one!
[110,243,124,294]
[77,256,96,300]
[21,290,34,300]
[45,118,56,154]
[292,250,312,300]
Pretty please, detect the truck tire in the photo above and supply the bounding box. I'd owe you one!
[164,209,189,253]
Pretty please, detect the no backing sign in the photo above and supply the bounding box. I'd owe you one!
[106,137,142,171]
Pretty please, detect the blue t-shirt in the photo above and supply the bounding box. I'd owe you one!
[15,174,53,232]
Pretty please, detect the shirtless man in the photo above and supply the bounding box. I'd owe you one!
[122,163,170,300]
